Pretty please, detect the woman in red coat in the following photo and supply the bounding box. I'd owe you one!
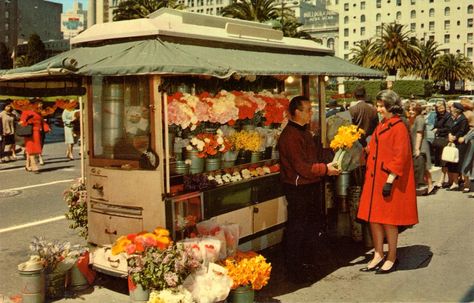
[357,90,418,274]
[20,105,47,173]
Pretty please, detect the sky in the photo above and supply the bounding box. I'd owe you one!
[49,0,88,13]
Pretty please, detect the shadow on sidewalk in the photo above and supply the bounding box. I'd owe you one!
[256,238,433,302]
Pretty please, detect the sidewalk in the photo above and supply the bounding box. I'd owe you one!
[4,169,473,303]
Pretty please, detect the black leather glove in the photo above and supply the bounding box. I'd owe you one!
[382,183,393,198]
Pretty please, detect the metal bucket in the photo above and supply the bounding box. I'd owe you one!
[69,264,89,291]
[102,83,124,148]
[205,158,221,171]
[336,171,351,197]
[18,268,45,303]
[185,149,204,174]
[250,151,262,163]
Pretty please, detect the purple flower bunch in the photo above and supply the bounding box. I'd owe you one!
[183,173,217,192]
[128,243,202,291]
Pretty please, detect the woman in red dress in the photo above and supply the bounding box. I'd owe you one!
[357,90,418,274]
[20,103,48,173]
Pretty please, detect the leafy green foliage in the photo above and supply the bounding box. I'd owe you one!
[431,53,474,93]
[26,34,46,66]
[113,0,185,21]
[63,179,88,239]
[344,80,434,99]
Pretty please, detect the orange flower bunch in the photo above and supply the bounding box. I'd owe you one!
[186,129,232,158]
[111,227,172,255]
[223,250,272,290]
[56,99,78,110]
[11,99,32,111]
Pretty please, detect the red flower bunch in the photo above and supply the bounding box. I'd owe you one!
[232,91,258,120]
[260,95,289,126]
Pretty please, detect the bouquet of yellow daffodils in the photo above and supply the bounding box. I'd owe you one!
[330,125,365,171]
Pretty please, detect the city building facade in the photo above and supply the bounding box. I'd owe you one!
[327,0,473,63]
[61,0,87,39]
[1,0,62,52]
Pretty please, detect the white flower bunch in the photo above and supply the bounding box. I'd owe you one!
[187,137,205,152]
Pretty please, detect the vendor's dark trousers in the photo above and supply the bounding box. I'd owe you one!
[283,182,322,275]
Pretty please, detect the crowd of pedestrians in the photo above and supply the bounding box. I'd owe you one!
[0,99,80,173]
[417,98,473,194]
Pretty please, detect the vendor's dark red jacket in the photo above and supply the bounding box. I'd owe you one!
[278,120,327,186]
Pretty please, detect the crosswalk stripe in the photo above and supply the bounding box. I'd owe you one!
[0,215,66,234]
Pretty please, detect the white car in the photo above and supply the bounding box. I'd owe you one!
[458,95,474,102]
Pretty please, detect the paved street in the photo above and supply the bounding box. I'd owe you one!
[0,137,473,302]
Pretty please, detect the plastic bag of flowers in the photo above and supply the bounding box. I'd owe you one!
[178,237,222,266]
[222,250,272,291]
[182,262,233,303]
[220,223,240,257]
[196,219,227,260]
[148,285,193,303]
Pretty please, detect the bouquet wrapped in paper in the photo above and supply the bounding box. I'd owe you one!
[183,263,233,303]
[330,124,365,171]
[178,237,222,265]
[196,219,227,259]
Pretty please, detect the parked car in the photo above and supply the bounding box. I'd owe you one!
[458,95,474,102]
[427,97,446,106]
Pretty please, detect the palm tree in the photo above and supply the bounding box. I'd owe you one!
[113,0,184,21]
[349,39,376,67]
[403,39,441,80]
[221,0,282,22]
[371,23,420,76]
[431,53,474,93]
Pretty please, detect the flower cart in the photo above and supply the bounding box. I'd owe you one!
[0,8,383,278]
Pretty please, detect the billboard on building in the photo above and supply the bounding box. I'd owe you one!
[61,13,85,39]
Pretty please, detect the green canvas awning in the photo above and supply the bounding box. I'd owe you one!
[0,38,384,81]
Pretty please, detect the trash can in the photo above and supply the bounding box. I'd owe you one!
[18,256,45,303]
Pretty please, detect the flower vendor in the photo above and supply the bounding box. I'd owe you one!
[277,95,340,284]
[357,90,418,274]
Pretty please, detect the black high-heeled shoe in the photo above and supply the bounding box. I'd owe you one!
[375,259,399,274]
[360,258,385,272]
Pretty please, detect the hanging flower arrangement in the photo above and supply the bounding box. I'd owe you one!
[258,91,289,125]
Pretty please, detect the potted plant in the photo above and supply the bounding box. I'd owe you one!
[128,243,202,302]
[222,250,272,303]
[111,227,174,301]
[29,237,78,299]
[63,179,88,239]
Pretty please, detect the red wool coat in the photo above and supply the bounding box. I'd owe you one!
[357,116,418,226]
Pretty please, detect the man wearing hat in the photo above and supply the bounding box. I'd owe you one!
[326,99,339,118]
[446,101,470,190]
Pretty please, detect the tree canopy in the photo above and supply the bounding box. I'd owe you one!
[0,42,12,69]
[26,34,46,66]
[113,0,184,21]
[431,53,474,93]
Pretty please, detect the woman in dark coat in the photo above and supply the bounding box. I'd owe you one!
[432,101,452,187]
[446,102,469,191]
[357,90,418,274]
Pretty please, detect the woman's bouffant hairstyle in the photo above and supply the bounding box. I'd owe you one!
[376,90,403,114]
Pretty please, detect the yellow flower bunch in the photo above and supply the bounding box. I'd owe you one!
[230,130,262,152]
[330,125,365,151]
[223,251,272,290]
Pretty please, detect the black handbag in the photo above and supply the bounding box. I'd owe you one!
[16,124,33,137]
